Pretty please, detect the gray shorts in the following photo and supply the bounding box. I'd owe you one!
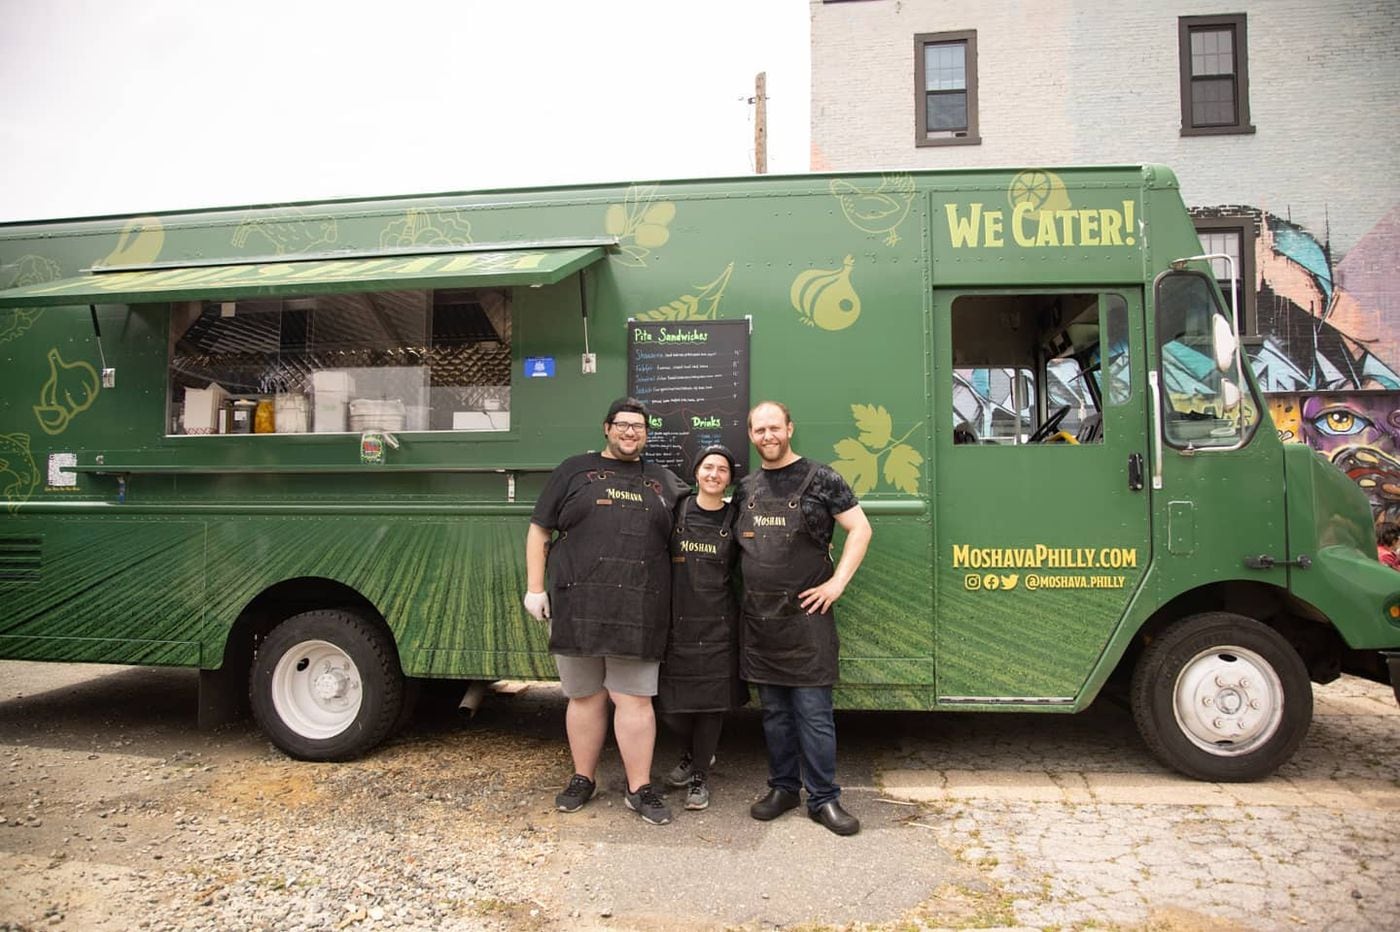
[553,654,660,698]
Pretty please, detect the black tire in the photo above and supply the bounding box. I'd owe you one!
[249,609,404,761]
[1130,612,1312,782]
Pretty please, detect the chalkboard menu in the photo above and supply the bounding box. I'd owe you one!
[627,319,750,481]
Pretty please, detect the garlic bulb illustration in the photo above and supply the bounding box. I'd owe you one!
[790,256,861,331]
[33,348,100,435]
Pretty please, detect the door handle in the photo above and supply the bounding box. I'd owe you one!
[1147,371,1164,489]
[1243,554,1312,570]
[1127,453,1144,491]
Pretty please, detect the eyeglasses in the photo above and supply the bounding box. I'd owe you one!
[610,420,648,435]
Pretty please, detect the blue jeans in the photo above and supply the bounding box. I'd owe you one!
[756,683,839,809]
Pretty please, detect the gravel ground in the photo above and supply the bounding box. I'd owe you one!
[1,662,1398,931]
[0,668,569,931]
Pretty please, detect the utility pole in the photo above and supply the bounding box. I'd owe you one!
[753,72,767,174]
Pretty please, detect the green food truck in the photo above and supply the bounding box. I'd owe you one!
[2,165,1397,781]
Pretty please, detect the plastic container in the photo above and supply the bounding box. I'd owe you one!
[230,399,257,434]
[275,393,309,433]
[349,399,406,432]
[312,370,354,433]
[253,398,276,434]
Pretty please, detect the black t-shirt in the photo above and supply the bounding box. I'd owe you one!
[677,496,735,532]
[531,452,689,532]
[743,457,858,549]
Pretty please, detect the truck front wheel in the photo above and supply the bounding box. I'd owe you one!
[250,609,404,761]
[1130,612,1312,782]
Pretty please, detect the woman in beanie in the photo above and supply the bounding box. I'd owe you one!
[655,445,747,810]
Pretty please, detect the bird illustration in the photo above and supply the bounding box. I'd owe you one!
[830,174,916,246]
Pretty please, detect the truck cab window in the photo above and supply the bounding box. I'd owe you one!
[167,287,511,436]
[951,292,1112,445]
[1154,271,1257,448]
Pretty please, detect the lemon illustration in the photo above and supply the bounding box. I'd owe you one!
[1008,170,1071,213]
[790,256,860,331]
[102,217,164,266]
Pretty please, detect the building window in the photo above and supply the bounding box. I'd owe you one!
[1179,14,1254,136]
[916,31,980,147]
[1193,216,1257,334]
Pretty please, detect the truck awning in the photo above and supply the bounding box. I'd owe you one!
[0,244,608,307]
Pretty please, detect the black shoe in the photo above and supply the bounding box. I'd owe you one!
[665,753,694,788]
[554,774,596,813]
[808,800,860,836]
[749,787,801,821]
[624,783,673,825]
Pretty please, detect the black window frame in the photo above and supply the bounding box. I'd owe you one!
[915,30,980,147]
[1178,14,1255,136]
[1192,214,1258,335]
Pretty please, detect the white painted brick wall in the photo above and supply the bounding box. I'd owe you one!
[811,0,1400,255]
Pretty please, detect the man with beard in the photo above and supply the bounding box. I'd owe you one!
[523,397,690,825]
[737,400,872,835]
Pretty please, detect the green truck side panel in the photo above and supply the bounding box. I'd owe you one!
[1283,444,1400,649]
[1,164,1395,710]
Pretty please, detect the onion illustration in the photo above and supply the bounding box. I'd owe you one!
[789,255,860,331]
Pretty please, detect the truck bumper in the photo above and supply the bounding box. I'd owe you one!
[1384,651,1400,706]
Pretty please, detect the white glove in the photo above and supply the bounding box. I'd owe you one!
[523,590,550,621]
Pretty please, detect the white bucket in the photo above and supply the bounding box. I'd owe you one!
[348,398,406,432]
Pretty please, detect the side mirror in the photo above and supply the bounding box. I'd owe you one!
[1211,313,1239,373]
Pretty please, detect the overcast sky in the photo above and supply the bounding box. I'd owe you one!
[0,0,811,222]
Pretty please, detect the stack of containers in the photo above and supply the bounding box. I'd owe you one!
[312,371,354,432]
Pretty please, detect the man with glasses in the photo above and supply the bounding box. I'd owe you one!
[523,397,690,825]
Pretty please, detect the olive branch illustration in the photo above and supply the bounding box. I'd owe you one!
[831,404,924,496]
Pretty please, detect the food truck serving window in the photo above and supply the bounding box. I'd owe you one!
[168,287,511,436]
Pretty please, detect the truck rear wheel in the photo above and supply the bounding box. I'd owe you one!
[250,609,404,761]
[1130,612,1312,782]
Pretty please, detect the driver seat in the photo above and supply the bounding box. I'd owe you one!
[953,421,979,445]
[1076,413,1103,444]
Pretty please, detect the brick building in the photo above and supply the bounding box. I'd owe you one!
[811,0,1400,520]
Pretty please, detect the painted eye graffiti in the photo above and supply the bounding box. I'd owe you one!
[1312,408,1373,437]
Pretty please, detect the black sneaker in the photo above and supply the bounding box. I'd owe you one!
[624,783,673,825]
[554,774,596,813]
[666,752,717,788]
[665,753,694,788]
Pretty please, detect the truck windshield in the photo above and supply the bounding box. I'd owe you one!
[1155,270,1257,449]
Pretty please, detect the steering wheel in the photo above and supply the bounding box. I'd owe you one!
[1028,405,1071,444]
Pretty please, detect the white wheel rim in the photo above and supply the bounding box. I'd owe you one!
[270,638,363,740]
[1172,644,1285,757]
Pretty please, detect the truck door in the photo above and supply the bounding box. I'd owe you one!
[1148,269,1288,603]
[933,290,1152,702]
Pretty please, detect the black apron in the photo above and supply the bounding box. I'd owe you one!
[735,462,840,687]
[546,462,674,660]
[657,498,746,713]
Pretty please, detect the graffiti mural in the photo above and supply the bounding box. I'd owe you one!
[1270,393,1400,523]
[1250,208,1400,393]
[1241,205,1400,521]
